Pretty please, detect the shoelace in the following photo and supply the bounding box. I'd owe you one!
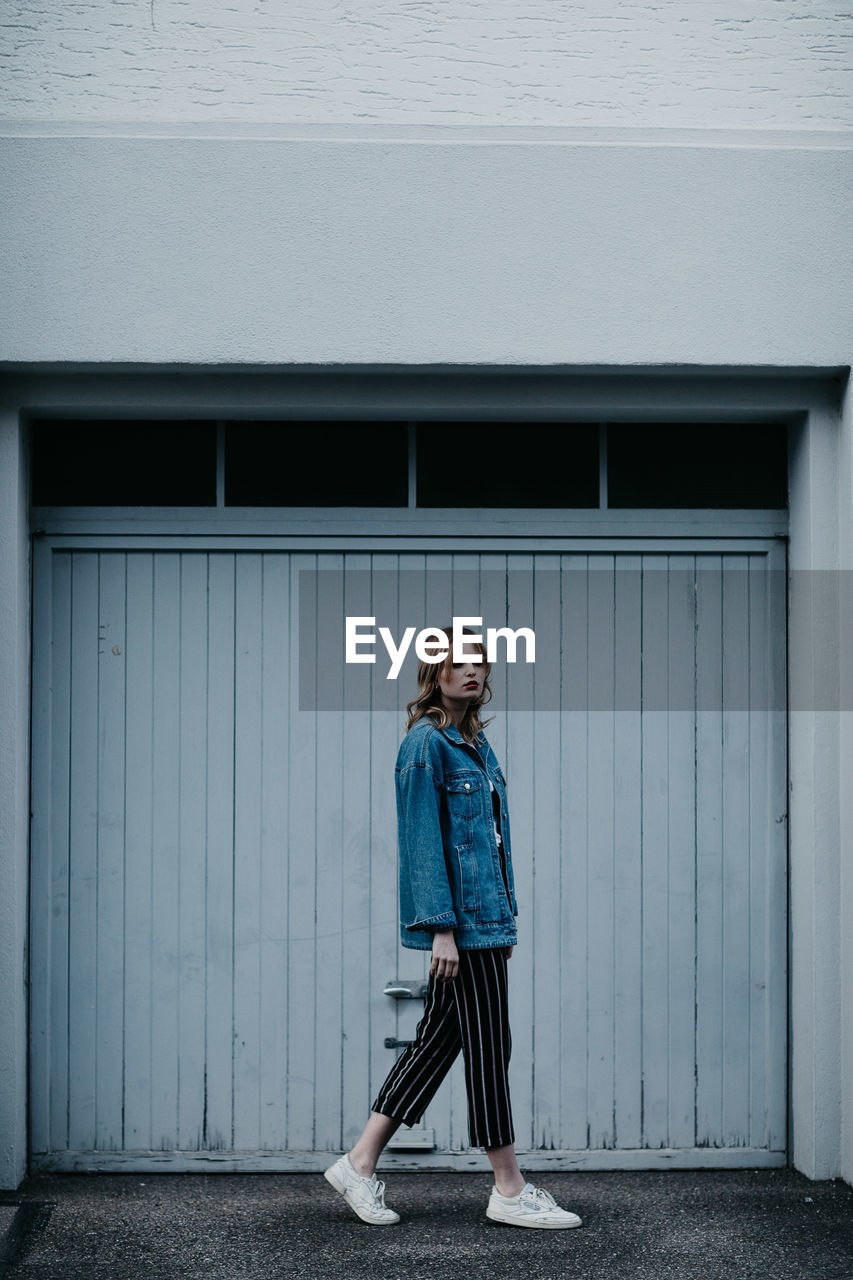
[521,1185,558,1210]
[366,1175,388,1207]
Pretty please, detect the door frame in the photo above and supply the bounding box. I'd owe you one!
[4,362,845,1181]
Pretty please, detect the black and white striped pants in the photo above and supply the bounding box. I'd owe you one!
[371,946,515,1149]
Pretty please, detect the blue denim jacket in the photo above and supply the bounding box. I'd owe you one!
[396,717,519,950]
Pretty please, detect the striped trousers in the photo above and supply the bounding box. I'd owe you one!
[371,946,515,1149]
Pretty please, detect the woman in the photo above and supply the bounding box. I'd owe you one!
[324,627,582,1229]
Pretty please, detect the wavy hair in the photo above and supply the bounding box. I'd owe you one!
[405,624,493,743]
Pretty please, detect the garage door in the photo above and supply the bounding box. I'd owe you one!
[29,542,787,1170]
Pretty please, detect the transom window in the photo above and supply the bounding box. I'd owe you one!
[29,419,788,509]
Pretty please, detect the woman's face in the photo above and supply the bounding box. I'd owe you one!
[436,645,487,706]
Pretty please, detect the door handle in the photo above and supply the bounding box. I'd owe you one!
[383,980,429,999]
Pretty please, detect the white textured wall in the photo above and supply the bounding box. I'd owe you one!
[1,133,851,365]
[841,382,853,1190]
[2,0,852,129]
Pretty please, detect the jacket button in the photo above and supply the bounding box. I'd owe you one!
[464,782,471,790]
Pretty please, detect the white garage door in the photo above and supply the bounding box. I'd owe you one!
[29,541,787,1170]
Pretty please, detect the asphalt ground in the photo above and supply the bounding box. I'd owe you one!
[2,1168,852,1280]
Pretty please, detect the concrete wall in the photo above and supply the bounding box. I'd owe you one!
[788,405,842,1181]
[1,1,852,129]
[0,126,851,366]
[839,381,853,1188]
[0,412,31,1191]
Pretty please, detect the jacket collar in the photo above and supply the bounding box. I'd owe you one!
[437,723,486,749]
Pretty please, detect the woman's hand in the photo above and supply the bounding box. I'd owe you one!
[504,945,514,959]
[431,929,459,981]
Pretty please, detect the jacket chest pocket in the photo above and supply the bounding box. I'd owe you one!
[445,773,483,823]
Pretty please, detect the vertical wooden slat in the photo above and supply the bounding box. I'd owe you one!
[695,556,725,1148]
[95,553,126,1150]
[50,551,73,1153]
[586,556,616,1148]
[640,558,670,1147]
[368,553,411,1146]
[341,553,376,1149]
[666,556,698,1149]
[205,552,236,1150]
[559,555,590,1150]
[233,553,264,1150]
[313,553,345,1150]
[259,552,290,1151]
[177,553,208,1150]
[747,553,770,1152]
[612,553,643,1149]
[447,552,482,1149]
[418,553,456,1146]
[46,550,72,1153]
[383,554,431,1135]
[505,553,535,1147]
[67,551,99,1152]
[123,553,154,1148]
[477,556,511,1144]
[765,543,788,1153]
[150,553,181,1148]
[721,555,752,1146]
[531,556,562,1148]
[28,543,56,1155]
[286,554,317,1149]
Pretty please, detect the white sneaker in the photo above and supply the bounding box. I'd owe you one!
[323,1153,400,1225]
[486,1181,583,1229]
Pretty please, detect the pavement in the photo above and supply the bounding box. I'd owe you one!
[1,1167,852,1280]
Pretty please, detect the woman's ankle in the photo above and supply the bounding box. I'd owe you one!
[495,1175,525,1198]
[348,1148,376,1178]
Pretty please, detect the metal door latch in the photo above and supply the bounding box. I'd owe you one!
[386,1128,436,1151]
[383,979,429,999]
[384,1036,414,1049]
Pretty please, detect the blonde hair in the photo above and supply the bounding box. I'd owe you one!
[405,624,493,743]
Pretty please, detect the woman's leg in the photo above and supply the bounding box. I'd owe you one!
[485,1142,525,1197]
[345,948,521,1186]
[452,947,516,1154]
[350,968,463,1176]
[458,950,522,1192]
[348,1111,402,1177]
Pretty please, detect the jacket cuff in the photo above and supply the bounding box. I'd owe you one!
[406,910,458,933]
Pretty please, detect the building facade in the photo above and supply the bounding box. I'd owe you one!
[1,1,852,1188]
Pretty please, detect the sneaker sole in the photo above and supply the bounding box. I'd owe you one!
[486,1205,582,1229]
[323,1165,400,1225]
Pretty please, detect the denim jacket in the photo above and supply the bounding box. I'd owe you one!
[396,717,519,950]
